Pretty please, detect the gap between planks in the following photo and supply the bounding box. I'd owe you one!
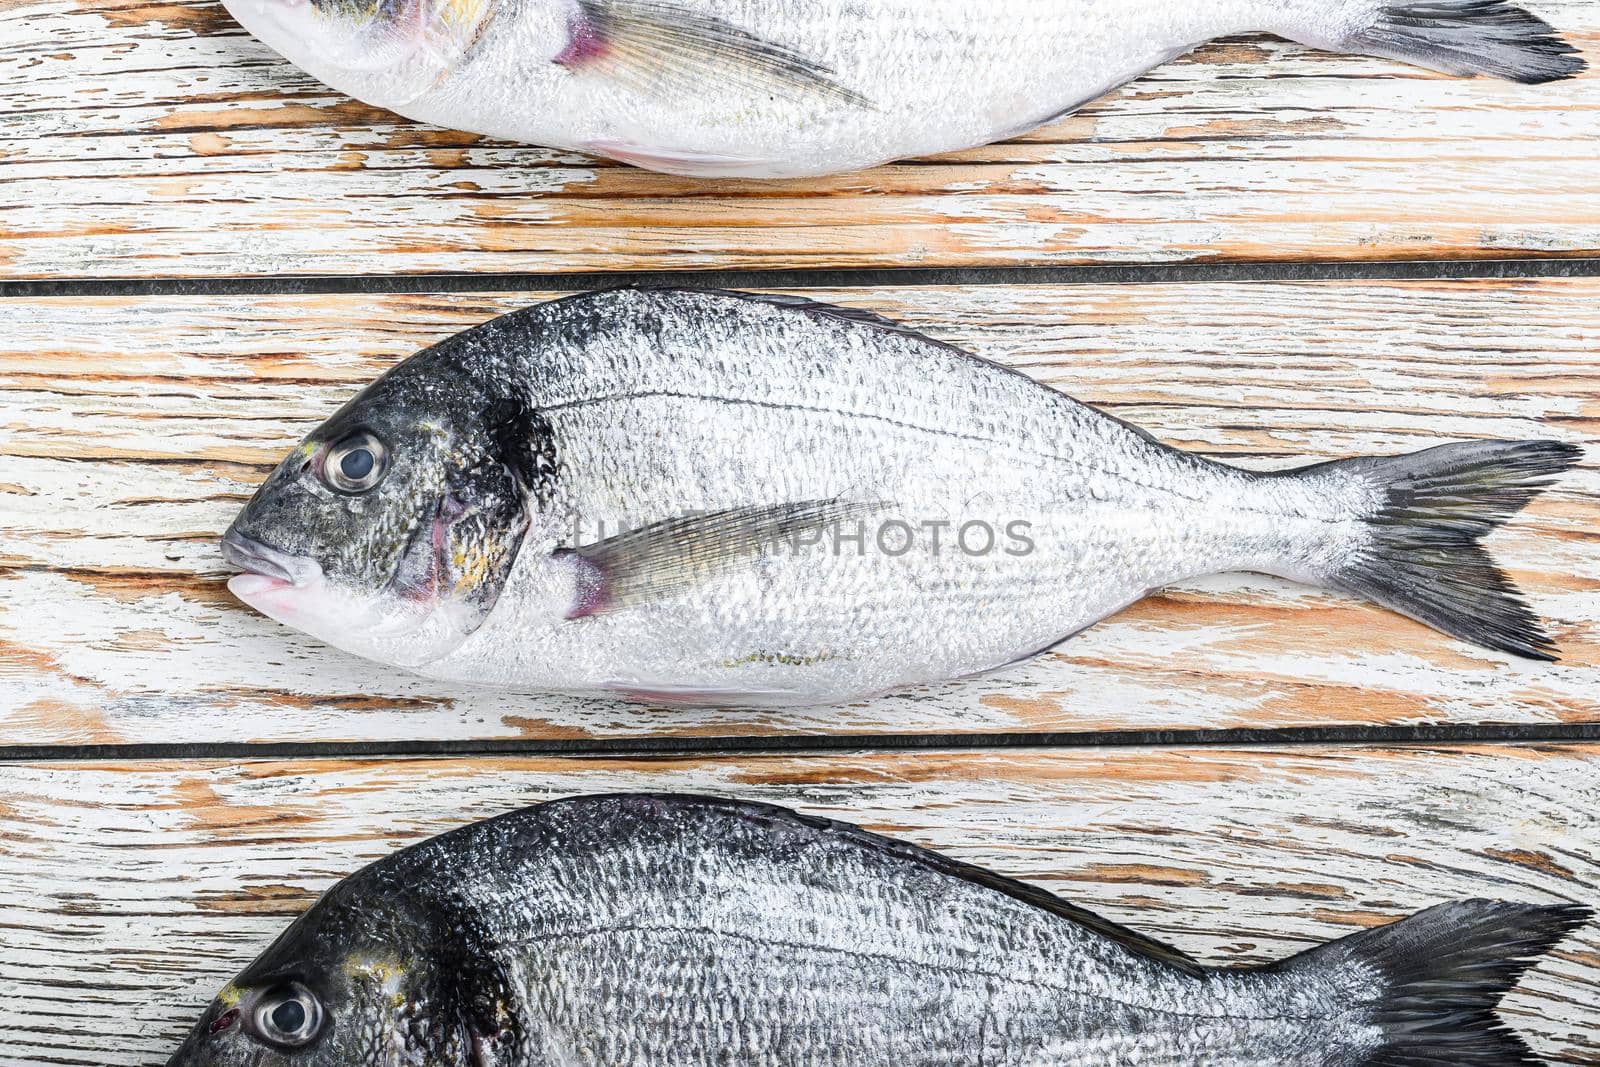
[5,255,1600,299]
[5,722,1600,764]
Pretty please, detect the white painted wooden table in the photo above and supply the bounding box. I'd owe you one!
[2,1,1598,1063]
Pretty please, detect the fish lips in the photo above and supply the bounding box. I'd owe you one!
[222,530,324,599]
[221,527,469,666]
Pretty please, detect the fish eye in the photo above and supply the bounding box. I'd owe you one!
[322,430,389,494]
[252,982,323,1048]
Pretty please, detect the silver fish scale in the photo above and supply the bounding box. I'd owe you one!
[422,289,1362,703]
[395,797,1384,1065]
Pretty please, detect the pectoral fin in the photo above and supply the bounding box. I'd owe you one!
[564,499,881,618]
[556,0,871,108]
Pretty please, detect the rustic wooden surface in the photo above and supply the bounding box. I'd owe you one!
[3,745,1598,1066]
[2,0,1598,277]
[2,279,1595,745]
[4,0,1599,1060]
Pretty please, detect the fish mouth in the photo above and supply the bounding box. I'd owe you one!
[222,531,322,594]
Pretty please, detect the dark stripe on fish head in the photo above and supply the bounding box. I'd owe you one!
[165,869,479,1067]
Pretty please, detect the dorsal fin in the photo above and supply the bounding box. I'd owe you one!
[570,287,1173,452]
[608,793,1207,977]
[611,287,962,350]
[727,291,939,341]
[699,290,1172,448]
[795,808,1206,976]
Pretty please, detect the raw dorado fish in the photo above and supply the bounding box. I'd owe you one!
[165,794,1589,1066]
[222,288,1578,706]
[216,0,1586,177]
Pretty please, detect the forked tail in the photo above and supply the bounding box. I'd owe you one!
[1295,440,1580,660]
[1270,900,1590,1065]
[1284,1,1586,83]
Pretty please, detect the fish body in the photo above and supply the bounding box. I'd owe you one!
[165,794,1588,1066]
[223,288,1576,706]
[217,0,1584,177]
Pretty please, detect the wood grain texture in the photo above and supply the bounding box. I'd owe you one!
[2,0,1597,278]
[2,279,1595,745]
[2,744,1597,1065]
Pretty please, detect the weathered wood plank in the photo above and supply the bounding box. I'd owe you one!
[2,0,1597,277]
[1,744,1596,1065]
[3,279,1595,744]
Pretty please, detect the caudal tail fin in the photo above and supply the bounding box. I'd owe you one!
[1309,439,1580,661]
[1275,901,1590,1065]
[1307,1,1586,83]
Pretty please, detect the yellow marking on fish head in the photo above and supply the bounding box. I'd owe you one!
[450,541,495,593]
[431,0,488,31]
[345,955,405,982]
[418,420,451,446]
[344,954,414,1006]
[217,982,243,1008]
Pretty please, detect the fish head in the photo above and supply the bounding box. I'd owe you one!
[218,0,496,109]
[164,880,472,1067]
[223,346,552,668]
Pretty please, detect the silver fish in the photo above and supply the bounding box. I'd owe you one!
[222,288,1577,707]
[165,793,1588,1066]
[214,0,1585,178]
